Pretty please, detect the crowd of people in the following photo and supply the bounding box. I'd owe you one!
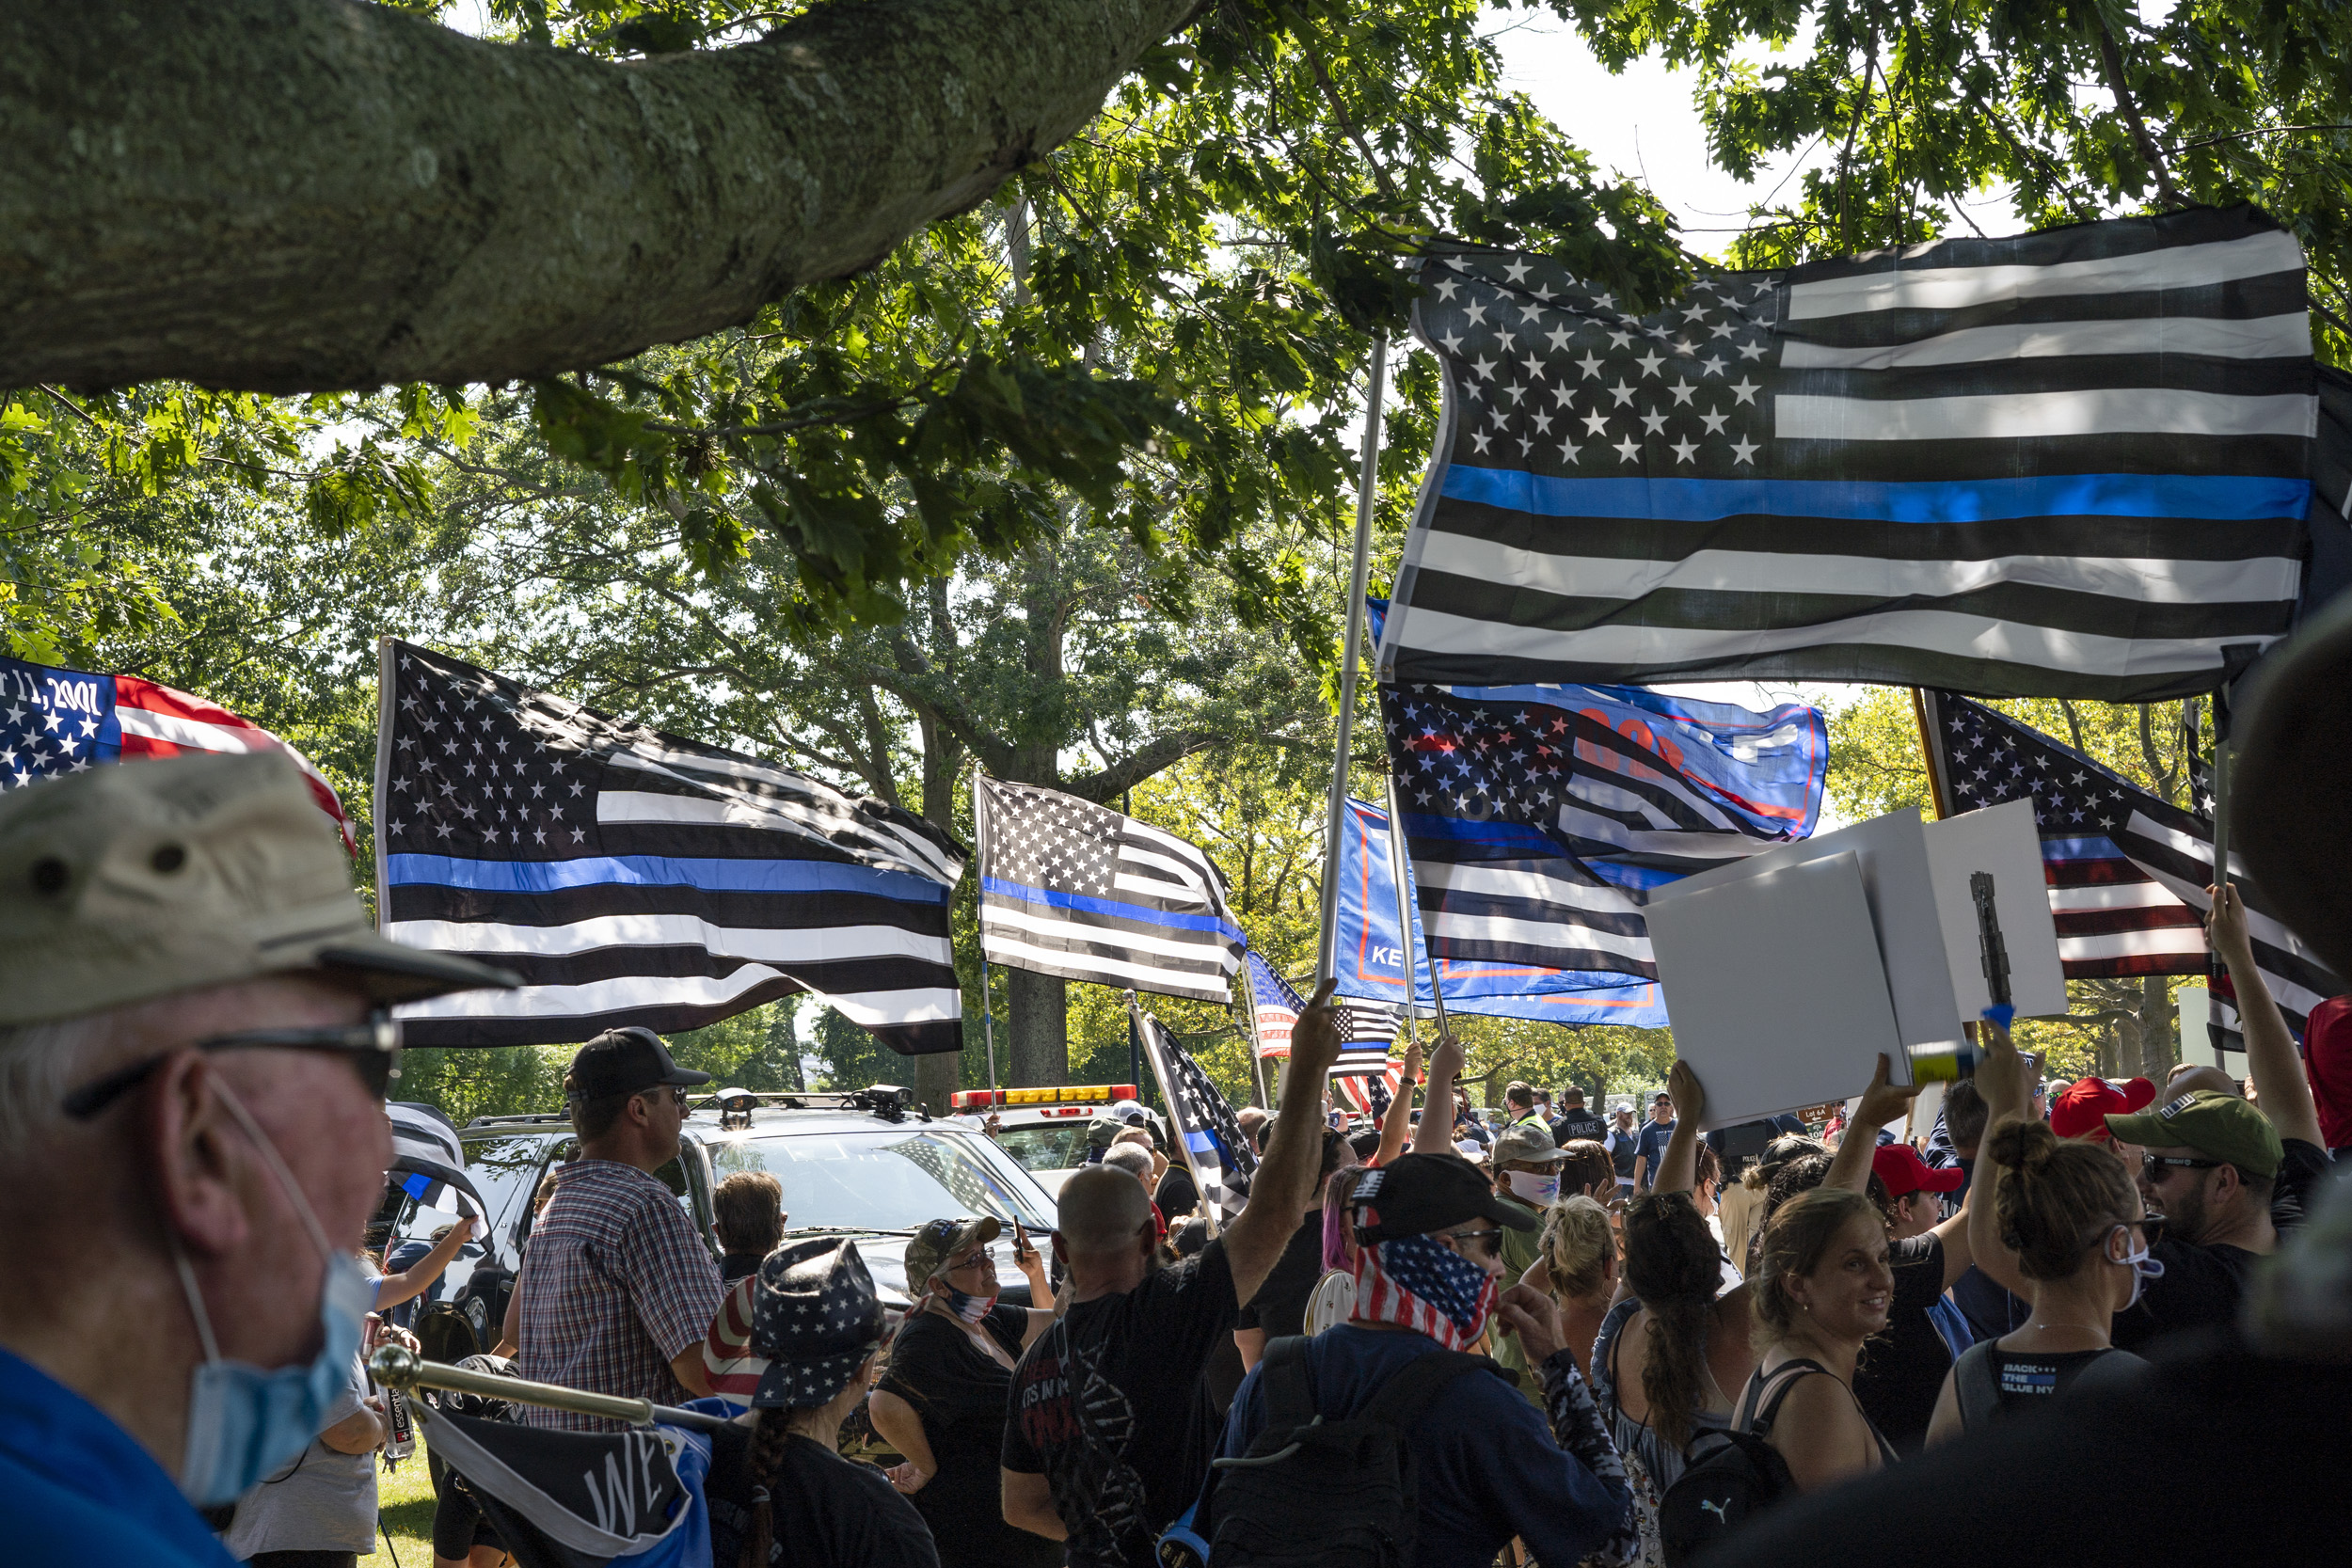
[3,750,2350,1568]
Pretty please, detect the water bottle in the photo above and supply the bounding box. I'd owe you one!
[383,1386,417,1464]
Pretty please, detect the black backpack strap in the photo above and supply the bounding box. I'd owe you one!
[1735,1358,1827,1438]
[1359,1349,1499,1431]
[1259,1336,1318,1432]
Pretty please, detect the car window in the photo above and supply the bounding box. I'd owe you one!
[711,1128,1054,1233]
[995,1124,1088,1174]
[446,1132,569,1259]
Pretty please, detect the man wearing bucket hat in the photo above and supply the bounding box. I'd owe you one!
[0,752,516,1567]
[704,1238,940,1568]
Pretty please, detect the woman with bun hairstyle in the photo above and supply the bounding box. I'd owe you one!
[1924,1116,2153,1440]
[1529,1195,1618,1376]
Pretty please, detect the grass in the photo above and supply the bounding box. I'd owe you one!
[368,1433,438,1567]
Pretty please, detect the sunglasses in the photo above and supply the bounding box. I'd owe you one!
[61,1019,403,1120]
[1443,1227,1505,1260]
[639,1085,691,1109]
[2142,1154,2224,1184]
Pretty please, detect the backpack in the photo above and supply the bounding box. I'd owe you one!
[1656,1359,1819,1565]
[1201,1336,1497,1568]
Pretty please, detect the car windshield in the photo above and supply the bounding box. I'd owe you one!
[995,1124,1089,1174]
[710,1128,1053,1233]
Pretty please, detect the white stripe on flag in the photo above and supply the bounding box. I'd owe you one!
[1778,312,2312,369]
[1559,806,1760,860]
[1390,603,2266,681]
[978,931,1233,991]
[2047,882,2193,913]
[1420,908,1655,965]
[979,902,1238,965]
[1567,775,1738,832]
[1775,388,2315,442]
[116,705,267,752]
[383,914,952,965]
[2056,930,2210,962]
[1416,530,2297,609]
[1416,860,1645,913]
[1784,230,2305,319]
[395,968,961,1026]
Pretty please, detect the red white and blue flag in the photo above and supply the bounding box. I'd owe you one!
[0,654,353,851]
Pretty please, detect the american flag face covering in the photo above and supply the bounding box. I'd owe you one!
[1349,1233,1500,1351]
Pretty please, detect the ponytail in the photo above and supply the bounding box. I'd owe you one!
[1622,1192,1723,1448]
[739,1407,794,1568]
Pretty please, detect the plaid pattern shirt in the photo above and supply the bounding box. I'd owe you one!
[514,1160,723,1431]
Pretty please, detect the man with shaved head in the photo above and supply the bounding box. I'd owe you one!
[1000,981,1347,1567]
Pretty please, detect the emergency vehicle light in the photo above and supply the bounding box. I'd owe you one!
[950,1084,1140,1110]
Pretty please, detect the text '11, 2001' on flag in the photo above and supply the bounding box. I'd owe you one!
[373,641,968,1053]
[975,776,1246,1003]
[1376,206,2316,702]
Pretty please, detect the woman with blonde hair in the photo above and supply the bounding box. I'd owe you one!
[1528,1195,1617,1375]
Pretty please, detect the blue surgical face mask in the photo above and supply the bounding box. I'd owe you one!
[171,1083,372,1506]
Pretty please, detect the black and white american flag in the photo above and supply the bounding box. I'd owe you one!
[373,641,967,1053]
[1137,1008,1257,1223]
[1376,205,2315,702]
[976,776,1245,1004]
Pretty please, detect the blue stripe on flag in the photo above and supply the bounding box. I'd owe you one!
[1440,467,2313,525]
[1185,1130,1217,1154]
[2041,836,2132,861]
[981,877,1245,941]
[400,1172,433,1201]
[385,853,948,903]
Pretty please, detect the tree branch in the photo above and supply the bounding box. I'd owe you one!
[1,0,1208,391]
[1064,728,1221,803]
[2090,16,2188,209]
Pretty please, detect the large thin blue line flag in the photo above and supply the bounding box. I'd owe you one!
[1375,206,2316,701]
[373,641,968,1053]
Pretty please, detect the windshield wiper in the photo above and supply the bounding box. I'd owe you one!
[779,1225,921,1239]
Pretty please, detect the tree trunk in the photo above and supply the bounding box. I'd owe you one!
[2140,974,2177,1078]
[0,0,1205,391]
[1007,964,1068,1086]
[912,1050,961,1119]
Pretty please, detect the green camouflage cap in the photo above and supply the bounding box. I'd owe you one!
[2106,1089,2282,1180]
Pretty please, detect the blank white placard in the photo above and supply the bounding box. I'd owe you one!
[1646,851,1904,1130]
[1922,799,2070,1020]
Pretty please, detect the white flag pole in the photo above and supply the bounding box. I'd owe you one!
[1317,332,1390,989]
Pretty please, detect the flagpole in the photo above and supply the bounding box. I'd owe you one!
[1384,768,1437,1046]
[1912,689,1952,820]
[1317,332,1390,989]
[2211,737,2233,892]
[970,760,999,1101]
[1238,976,1273,1111]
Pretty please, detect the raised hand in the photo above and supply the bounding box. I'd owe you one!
[1290,977,1346,1074]
[1854,1052,1921,1130]
[1667,1059,1707,1130]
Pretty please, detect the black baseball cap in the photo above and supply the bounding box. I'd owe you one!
[1347,1151,1540,1243]
[565,1026,710,1100]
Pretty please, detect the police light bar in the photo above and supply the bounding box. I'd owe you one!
[950,1084,1140,1110]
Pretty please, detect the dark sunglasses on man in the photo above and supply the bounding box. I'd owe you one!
[61,1018,403,1120]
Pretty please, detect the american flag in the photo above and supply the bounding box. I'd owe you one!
[1136,1006,1256,1223]
[1,654,352,849]
[1375,206,2314,703]
[1332,1062,1406,1119]
[1345,1191,1491,1351]
[976,776,1244,1003]
[1244,948,1302,1058]
[1918,689,2339,1027]
[1242,948,1400,1103]
[374,640,967,1053]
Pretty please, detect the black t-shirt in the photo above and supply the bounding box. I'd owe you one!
[707,1423,940,1568]
[1234,1218,1325,1339]
[2110,1138,2330,1354]
[874,1306,1058,1568]
[1851,1232,1951,1455]
[1553,1109,1608,1147]
[1155,1164,1200,1219]
[1002,1238,1240,1568]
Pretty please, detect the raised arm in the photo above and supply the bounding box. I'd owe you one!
[373,1213,478,1311]
[1411,1034,1465,1156]
[1376,1035,1422,1167]
[1654,1060,1706,1196]
[2209,883,2325,1148]
[1964,1024,2034,1297]
[1825,1055,1918,1196]
[1223,979,1346,1305]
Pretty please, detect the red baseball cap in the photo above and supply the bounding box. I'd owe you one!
[2050,1076,2157,1141]
[1872,1143,1965,1197]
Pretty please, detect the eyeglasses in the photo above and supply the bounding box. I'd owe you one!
[1442,1227,1505,1260]
[61,1019,403,1120]
[946,1249,993,1274]
[2142,1154,2223,1184]
[639,1085,690,1109]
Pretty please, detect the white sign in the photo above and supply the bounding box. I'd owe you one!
[1921,799,2069,1021]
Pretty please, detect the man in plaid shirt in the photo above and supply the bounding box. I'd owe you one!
[515,1028,724,1430]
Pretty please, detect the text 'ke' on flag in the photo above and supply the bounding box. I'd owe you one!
[1918,689,2340,1026]
[976,776,1244,1003]
[1376,205,2316,702]
[1386,680,1823,982]
[1137,1007,1255,1224]
[373,640,967,1053]
[2,654,353,849]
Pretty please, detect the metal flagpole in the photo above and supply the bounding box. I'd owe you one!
[1912,689,1953,820]
[1317,332,1390,989]
[2211,737,2233,892]
[971,760,999,1100]
[1384,768,1434,1047]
